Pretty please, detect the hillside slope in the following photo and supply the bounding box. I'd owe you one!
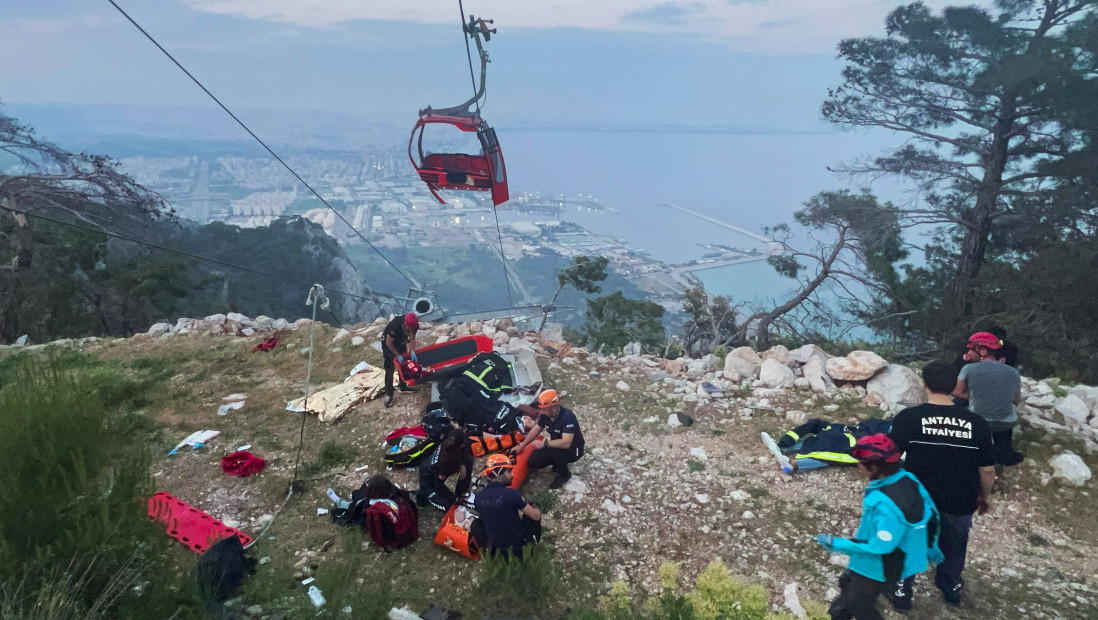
[3,317,1096,619]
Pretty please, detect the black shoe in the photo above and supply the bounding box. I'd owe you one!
[942,582,964,606]
[549,472,571,489]
[384,394,395,408]
[398,384,415,393]
[1004,450,1025,466]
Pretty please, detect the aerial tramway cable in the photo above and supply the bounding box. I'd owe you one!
[105,0,418,289]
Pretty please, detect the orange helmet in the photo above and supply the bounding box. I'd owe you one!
[536,389,560,409]
[481,453,514,478]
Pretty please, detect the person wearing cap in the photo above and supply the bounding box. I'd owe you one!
[510,389,585,489]
[382,312,420,408]
[953,331,1024,467]
[816,434,943,620]
[889,361,996,609]
[473,454,542,558]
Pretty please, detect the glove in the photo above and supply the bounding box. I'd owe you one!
[397,355,405,363]
[815,533,835,551]
[410,351,419,362]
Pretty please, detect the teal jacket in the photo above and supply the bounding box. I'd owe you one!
[831,470,943,583]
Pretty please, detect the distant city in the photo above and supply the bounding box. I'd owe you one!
[120,145,771,311]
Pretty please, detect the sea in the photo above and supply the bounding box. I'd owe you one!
[498,127,903,305]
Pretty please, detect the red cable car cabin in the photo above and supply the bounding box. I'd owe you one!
[409,114,509,207]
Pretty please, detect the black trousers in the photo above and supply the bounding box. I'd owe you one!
[526,444,583,475]
[477,515,542,560]
[991,428,1024,465]
[829,571,885,620]
[383,350,407,397]
[417,451,474,511]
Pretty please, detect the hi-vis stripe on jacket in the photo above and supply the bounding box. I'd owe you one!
[779,418,892,464]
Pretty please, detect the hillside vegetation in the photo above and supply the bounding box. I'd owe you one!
[1,318,1095,619]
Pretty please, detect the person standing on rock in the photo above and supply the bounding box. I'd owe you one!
[815,434,943,620]
[509,389,585,489]
[889,361,996,609]
[382,312,419,408]
[953,332,1024,467]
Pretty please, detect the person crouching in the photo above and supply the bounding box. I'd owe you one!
[473,454,542,559]
[816,434,943,620]
[509,389,585,489]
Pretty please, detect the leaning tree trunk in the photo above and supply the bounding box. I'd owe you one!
[948,105,1015,317]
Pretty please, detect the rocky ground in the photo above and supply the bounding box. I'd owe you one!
[3,316,1097,619]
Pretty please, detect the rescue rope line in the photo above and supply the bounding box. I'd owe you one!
[105,0,418,289]
[491,209,516,308]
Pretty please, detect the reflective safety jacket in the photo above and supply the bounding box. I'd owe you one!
[831,470,943,583]
[461,352,513,394]
[778,418,892,464]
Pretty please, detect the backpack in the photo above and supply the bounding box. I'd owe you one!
[364,488,419,551]
[434,502,482,561]
[194,535,256,602]
[384,434,437,468]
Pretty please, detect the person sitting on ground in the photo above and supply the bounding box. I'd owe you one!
[417,426,473,511]
[816,434,943,620]
[473,454,542,559]
[953,331,1024,467]
[382,312,420,408]
[889,361,995,610]
[509,389,585,489]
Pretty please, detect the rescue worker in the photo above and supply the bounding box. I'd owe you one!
[510,389,584,489]
[473,454,542,558]
[417,425,473,511]
[953,331,1024,467]
[441,353,520,434]
[816,434,943,620]
[382,312,419,408]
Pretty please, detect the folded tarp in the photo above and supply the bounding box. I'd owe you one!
[286,364,385,423]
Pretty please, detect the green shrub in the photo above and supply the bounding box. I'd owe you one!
[0,353,192,618]
[317,440,358,468]
[687,460,706,473]
[478,544,557,616]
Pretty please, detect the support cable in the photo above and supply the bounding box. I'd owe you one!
[105,0,418,288]
[0,204,373,303]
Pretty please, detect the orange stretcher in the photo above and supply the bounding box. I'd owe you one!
[469,431,524,458]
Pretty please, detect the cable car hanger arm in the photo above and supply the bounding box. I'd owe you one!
[419,15,495,119]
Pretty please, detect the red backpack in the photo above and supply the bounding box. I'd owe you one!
[364,489,419,551]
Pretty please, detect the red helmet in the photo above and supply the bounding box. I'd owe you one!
[851,433,902,464]
[967,331,1002,350]
[404,312,420,331]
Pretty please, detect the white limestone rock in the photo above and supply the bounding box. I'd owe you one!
[146,323,172,337]
[1055,394,1091,425]
[790,344,830,364]
[866,364,925,408]
[351,336,365,346]
[803,355,834,394]
[1049,452,1092,486]
[826,351,888,382]
[760,359,795,389]
[616,381,631,392]
[760,345,792,365]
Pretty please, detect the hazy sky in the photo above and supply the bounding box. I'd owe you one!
[1,0,987,132]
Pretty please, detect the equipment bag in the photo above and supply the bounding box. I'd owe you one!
[385,426,426,444]
[365,488,420,551]
[384,434,436,468]
[468,431,525,458]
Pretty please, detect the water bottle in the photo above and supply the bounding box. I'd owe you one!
[307,585,326,608]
